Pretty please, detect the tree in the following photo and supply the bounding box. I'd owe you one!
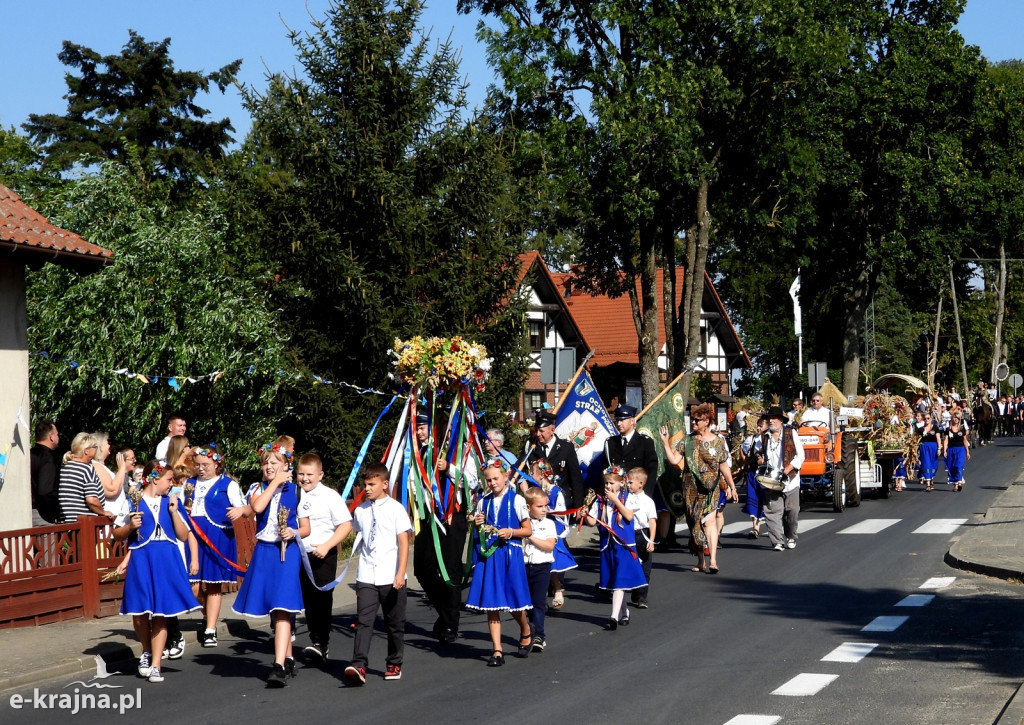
[24,31,241,191]
[463,0,847,405]
[220,0,528,471]
[27,160,286,473]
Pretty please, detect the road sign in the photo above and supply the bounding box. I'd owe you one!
[540,347,576,385]
[996,362,1010,381]
[808,362,827,388]
[1009,373,1022,391]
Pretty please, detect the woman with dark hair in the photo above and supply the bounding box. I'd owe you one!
[659,403,737,574]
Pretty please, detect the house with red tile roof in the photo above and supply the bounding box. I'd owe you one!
[517,252,750,418]
[0,183,112,531]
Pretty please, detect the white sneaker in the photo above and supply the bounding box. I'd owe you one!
[786,539,796,549]
[137,652,152,677]
[147,667,164,683]
[772,543,784,551]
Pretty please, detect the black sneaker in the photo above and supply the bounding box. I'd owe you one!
[636,598,649,609]
[284,657,297,678]
[344,665,366,686]
[198,631,218,648]
[304,643,328,665]
[164,635,185,660]
[531,635,547,652]
[267,663,288,688]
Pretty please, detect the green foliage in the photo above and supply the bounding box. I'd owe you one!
[219,0,528,473]
[23,31,241,191]
[26,161,286,476]
[690,372,716,403]
[0,126,62,198]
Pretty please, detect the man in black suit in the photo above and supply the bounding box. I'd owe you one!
[522,410,585,507]
[603,405,659,497]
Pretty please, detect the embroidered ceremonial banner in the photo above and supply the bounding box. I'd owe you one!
[635,370,691,517]
[553,369,617,493]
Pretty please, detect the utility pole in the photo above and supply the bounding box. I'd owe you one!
[949,259,970,398]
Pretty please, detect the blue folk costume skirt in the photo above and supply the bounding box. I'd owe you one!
[893,456,908,479]
[742,470,763,519]
[121,540,201,617]
[919,441,939,479]
[232,540,304,616]
[190,517,238,585]
[466,540,532,612]
[945,446,966,484]
[552,536,578,573]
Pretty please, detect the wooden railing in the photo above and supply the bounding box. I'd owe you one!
[0,516,257,630]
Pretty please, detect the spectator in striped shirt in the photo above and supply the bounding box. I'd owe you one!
[58,432,114,523]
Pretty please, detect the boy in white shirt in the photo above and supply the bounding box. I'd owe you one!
[344,462,413,685]
[297,454,353,665]
[626,468,658,608]
[522,486,557,652]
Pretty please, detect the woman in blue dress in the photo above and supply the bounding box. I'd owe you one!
[113,459,200,684]
[467,458,532,667]
[232,444,310,687]
[941,412,971,492]
[919,412,940,492]
[581,467,647,630]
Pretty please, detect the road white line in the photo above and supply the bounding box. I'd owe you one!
[722,522,755,536]
[799,518,834,532]
[862,615,909,632]
[912,518,968,534]
[822,642,878,663]
[895,594,935,607]
[771,673,839,696]
[837,518,901,534]
[920,576,956,589]
[723,717,781,725]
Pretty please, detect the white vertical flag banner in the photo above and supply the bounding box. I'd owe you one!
[789,271,802,337]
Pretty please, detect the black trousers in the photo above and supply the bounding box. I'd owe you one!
[352,582,406,668]
[526,562,552,638]
[413,513,467,635]
[633,528,653,599]
[299,548,338,647]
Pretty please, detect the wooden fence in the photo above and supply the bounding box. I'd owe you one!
[0,515,257,630]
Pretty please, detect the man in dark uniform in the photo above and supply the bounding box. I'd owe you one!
[522,410,585,507]
[411,414,468,644]
[602,405,659,498]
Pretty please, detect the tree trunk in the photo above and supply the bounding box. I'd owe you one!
[663,228,677,377]
[990,241,1006,385]
[680,173,713,402]
[842,260,874,397]
[627,233,663,407]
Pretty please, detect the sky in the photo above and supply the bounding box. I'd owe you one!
[1,0,1022,148]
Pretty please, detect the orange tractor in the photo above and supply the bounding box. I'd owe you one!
[797,414,885,511]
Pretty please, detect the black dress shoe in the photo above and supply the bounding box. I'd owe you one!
[604,618,618,631]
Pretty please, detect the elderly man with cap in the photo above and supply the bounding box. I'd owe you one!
[756,406,805,551]
[522,410,585,507]
[603,405,659,497]
[411,413,469,644]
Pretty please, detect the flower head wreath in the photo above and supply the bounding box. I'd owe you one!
[603,465,626,478]
[533,459,554,478]
[193,445,222,462]
[484,457,511,474]
[147,459,168,483]
[258,443,294,462]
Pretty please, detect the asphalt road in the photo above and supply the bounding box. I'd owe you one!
[6,439,1024,725]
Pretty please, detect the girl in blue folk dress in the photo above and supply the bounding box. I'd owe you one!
[942,412,971,492]
[467,458,533,667]
[232,444,310,687]
[581,467,647,630]
[918,412,940,492]
[113,459,201,684]
[529,460,577,610]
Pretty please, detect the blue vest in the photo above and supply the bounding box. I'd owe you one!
[128,496,178,550]
[197,474,236,531]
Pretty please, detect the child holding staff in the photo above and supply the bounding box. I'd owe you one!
[232,444,310,687]
[580,467,646,630]
[521,486,556,652]
[466,458,533,666]
[344,462,413,685]
[112,460,200,684]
